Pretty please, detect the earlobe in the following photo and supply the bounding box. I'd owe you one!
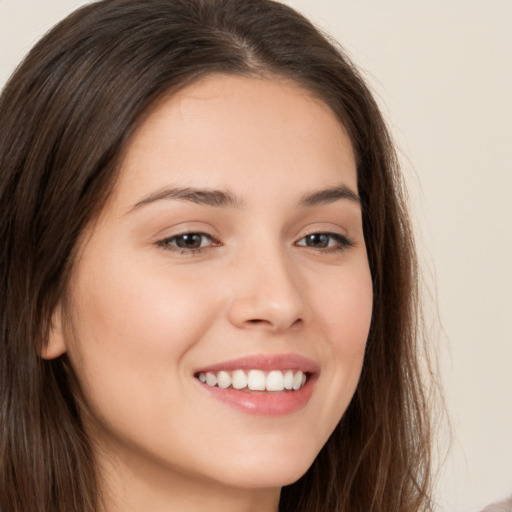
[40,303,68,360]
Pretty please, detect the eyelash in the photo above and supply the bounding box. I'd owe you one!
[296,232,354,252]
[156,232,219,254]
[156,231,354,255]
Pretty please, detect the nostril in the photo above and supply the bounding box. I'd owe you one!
[245,317,303,329]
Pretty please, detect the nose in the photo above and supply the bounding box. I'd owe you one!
[227,249,307,333]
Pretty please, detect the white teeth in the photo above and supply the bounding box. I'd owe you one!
[266,370,285,391]
[217,370,231,389]
[247,370,266,391]
[205,372,217,387]
[232,369,248,389]
[284,370,294,390]
[292,370,304,390]
[198,369,308,392]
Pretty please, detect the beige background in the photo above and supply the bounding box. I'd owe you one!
[1,1,511,511]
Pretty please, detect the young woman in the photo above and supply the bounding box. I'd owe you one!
[0,1,435,511]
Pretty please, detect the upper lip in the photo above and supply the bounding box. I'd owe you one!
[193,353,320,374]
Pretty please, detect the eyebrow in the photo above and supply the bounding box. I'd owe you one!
[298,185,360,207]
[129,183,360,212]
[130,186,244,211]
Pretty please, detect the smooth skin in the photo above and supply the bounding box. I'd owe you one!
[44,74,373,512]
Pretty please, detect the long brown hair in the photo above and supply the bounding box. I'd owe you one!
[0,1,434,511]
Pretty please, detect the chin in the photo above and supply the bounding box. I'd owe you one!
[208,451,315,490]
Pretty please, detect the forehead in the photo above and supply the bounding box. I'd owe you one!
[110,73,357,211]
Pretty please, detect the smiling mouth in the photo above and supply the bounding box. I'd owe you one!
[195,369,309,392]
[193,356,319,415]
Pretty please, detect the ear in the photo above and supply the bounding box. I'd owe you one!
[40,303,68,360]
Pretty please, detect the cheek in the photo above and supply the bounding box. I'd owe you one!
[71,248,218,350]
[317,262,373,356]
[306,260,372,432]
[64,251,222,416]
[337,276,372,386]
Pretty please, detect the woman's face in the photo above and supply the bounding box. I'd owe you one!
[49,74,372,494]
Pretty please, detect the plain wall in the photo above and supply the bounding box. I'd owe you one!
[1,1,511,511]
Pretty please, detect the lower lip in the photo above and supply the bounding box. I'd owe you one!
[196,375,318,416]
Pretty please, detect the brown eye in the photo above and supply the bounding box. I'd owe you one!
[303,233,330,248]
[158,232,215,252]
[174,233,205,249]
[296,232,353,252]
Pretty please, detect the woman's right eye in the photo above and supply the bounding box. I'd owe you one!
[157,232,217,253]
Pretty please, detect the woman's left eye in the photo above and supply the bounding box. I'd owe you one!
[296,232,353,252]
[157,232,216,252]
